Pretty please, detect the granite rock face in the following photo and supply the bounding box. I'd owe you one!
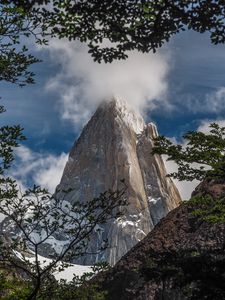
[56,98,181,265]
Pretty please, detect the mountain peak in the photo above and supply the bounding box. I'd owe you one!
[97,97,146,134]
[54,101,181,265]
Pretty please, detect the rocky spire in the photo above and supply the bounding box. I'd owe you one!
[56,97,181,265]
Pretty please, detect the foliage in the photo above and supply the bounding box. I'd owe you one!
[0,271,32,300]
[39,263,109,300]
[153,123,225,182]
[0,105,26,172]
[2,0,225,77]
[0,263,108,300]
[153,122,225,224]
[187,194,225,223]
[0,1,45,86]
[20,0,225,62]
[0,176,126,299]
[141,249,225,299]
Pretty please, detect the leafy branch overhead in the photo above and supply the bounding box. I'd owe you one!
[1,0,225,84]
[0,2,44,86]
[153,123,225,182]
[0,106,26,174]
[2,0,225,65]
[23,0,225,62]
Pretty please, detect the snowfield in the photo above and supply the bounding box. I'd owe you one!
[14,251,92,281]
[29,254,92,281]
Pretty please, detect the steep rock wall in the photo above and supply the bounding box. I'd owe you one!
[55,98,181,265]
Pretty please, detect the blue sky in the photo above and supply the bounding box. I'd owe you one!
[1,30,225,196]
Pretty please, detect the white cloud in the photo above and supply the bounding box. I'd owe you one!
[204,87,225,113]
[179,87,225,114]
[44,40,171,127]
[10,146,68,193]
[198,119,225,133]
[164,159,199,200]
[0,147,67,223]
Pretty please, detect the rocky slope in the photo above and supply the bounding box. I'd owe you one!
[94,180,225,299]
[55,98,181,266]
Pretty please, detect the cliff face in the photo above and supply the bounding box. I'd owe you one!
[95,181,225,300]
[56,98,181,265]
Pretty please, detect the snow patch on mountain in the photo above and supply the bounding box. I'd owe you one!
[14,250,92,281]
[112,97,145,134]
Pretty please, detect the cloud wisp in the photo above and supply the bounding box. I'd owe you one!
[44,40,171,128]
[172,86,225,115]
[10,146,68,193]
[198,118,225,133]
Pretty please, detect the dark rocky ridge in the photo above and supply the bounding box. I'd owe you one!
[94,181,225,299]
